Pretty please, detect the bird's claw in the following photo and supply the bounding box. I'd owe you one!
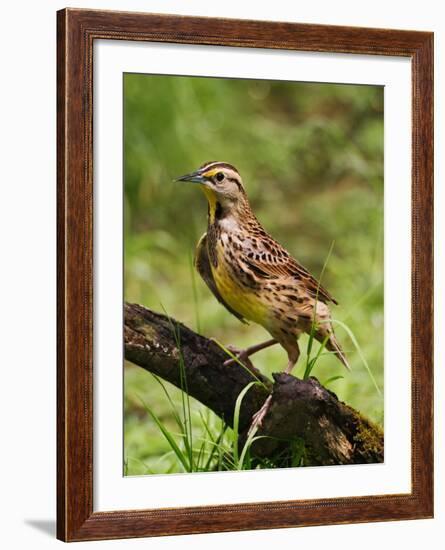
[223,346,255,370]
[248,395,273,436]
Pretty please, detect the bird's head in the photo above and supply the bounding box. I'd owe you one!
[176,161,248,220]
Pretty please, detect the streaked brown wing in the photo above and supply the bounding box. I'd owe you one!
[287,256,338,305]
[243,236,338,305]
[194,233,248,324]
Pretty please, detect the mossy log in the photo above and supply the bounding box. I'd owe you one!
[124,302,383,466]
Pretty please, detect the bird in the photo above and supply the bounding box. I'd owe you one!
[176,161,349,427]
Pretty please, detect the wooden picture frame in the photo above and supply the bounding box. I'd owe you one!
[57,8,434,542]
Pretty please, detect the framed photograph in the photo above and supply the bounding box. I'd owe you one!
[57,8,433,542]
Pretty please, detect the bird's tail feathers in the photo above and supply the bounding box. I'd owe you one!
[321,332,351,371]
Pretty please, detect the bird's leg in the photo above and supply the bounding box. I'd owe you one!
[284,343,300,374]
[223,338,278,367]
[248,395,273,436]
[248,342,301,434]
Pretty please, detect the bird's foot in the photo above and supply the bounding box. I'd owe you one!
[223,345,256,371]
[248,395,273,436]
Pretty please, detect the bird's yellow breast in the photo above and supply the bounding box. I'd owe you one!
[211,242,269,324]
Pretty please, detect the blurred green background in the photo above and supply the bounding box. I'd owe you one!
[124,74,384,475]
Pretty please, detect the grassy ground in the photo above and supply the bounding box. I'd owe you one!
[123,75,384,476]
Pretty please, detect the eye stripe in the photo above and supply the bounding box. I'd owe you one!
[228,177,242,190]
[199,161,239,174]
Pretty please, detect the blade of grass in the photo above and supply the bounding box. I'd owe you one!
[218,417,227,471]
[160,304,195,471]
[290,438,306,467]
[303,334,330,379]
[213,339,269,390]
[238,434,269,469]
[330,318,382,397]
[195,439,207,469]
[323,375,344,387]
[154,450,176,473]
[341,280,383,323]
[232,381,258,465]
[150,373,184,432]
[199,411,228,471]
[125,455,156,475]
[176,326,194,470]
[188,249,201,334]
[137,395,190,472]
[305,241,335,372]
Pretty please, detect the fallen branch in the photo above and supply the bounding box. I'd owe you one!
[124,302,383,466]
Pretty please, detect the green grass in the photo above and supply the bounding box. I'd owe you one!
[127,370,266,474]
[124,286,382,475]
[123,74,384,475]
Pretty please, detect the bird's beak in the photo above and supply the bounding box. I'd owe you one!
[175,170,207,184]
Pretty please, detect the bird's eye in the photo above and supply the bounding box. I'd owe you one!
[215,172,225,182]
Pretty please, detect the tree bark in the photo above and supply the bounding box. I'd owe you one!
[124,302,383,466]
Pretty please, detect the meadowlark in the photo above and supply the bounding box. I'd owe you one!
[177,161,349,425]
